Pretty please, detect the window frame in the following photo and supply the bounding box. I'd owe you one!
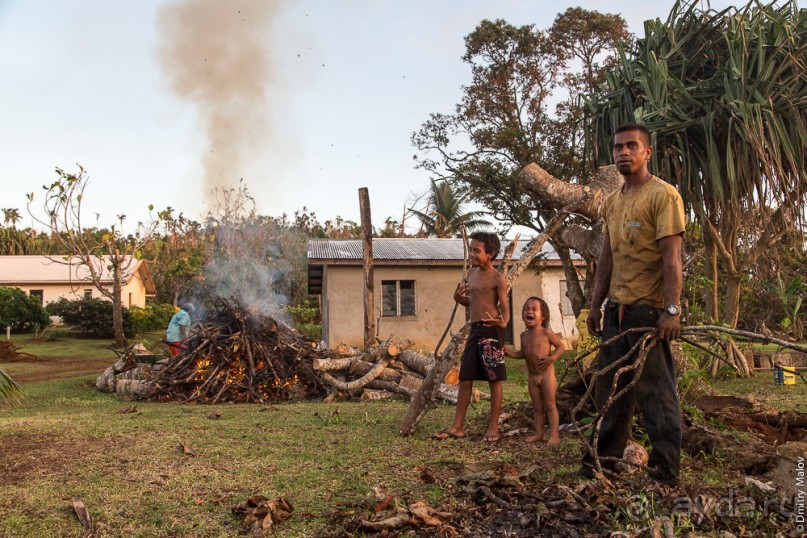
[381,279,417,317]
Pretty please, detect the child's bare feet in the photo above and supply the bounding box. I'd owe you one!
[525,433,544,443]
[546,434,561,446]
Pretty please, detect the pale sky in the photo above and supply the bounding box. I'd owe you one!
[0,0,753,234]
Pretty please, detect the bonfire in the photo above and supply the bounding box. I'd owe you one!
[150,297,327,403]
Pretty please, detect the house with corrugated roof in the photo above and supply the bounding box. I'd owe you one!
[0,255,156,308]
[307,238,584,351]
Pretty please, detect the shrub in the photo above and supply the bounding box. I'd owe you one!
[130,303,177,335]
[286,303,320,325]
[46,297,133,338]
[42,327,70,341]
[286,301,321,341]
[296,322,322,341]
[0,286,51,332]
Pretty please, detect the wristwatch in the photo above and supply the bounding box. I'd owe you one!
[663,304,681,316]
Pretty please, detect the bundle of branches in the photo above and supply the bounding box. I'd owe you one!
[151,297,327,403]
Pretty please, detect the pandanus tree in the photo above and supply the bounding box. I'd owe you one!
[409,180,492,237]
[585,0,806,327]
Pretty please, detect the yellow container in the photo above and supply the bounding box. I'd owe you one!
[775,365,798,385]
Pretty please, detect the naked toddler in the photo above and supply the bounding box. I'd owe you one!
[506,297,565,445]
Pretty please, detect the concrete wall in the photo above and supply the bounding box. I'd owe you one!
[12,268,151,309]
[322,264,580,351]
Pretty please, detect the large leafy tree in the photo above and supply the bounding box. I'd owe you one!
[409,180,491,237]
[585,0,806,326]
[413,12,628,314]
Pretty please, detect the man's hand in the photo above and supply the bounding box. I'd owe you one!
[482,311,506,329]
[657,312,681,341]
[586,308,602,337]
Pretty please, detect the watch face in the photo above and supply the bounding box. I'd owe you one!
[665,305,680,316]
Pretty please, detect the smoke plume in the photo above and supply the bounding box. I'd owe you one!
[156,0,286,198]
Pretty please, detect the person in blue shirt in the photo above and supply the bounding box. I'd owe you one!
[166,303,194,357]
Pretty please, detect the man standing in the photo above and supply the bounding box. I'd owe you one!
[166,303,194,357]
[582,123,686,485]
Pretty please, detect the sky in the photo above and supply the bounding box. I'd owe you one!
[0,0,755,235]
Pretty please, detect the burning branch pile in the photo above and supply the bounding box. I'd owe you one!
[151,298,327,403]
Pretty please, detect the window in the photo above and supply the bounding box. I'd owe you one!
[381,280,416,317]
[84,289,93,299]
[128,293,133,307]
[29,289,44,306]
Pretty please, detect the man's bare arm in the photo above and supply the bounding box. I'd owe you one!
[657,233,683,341]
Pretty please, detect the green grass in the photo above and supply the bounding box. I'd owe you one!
[0,340,801,536]
[0,376,518,537]
[11,333,119,359]
[712,374,807,413]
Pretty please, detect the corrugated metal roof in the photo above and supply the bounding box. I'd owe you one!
[0,255,142,284]
[307,238,579,262]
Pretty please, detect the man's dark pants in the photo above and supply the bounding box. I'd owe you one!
[582,301,682,481]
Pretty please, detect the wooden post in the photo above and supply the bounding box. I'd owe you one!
[359,188,375,350]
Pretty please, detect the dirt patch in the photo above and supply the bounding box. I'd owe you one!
[0,432,127,487]
[1,355,112,384]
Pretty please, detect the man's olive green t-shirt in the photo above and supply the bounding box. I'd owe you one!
[603,175,686,308]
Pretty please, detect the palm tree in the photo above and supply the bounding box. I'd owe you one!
[585,0,806,326]
[410,180,492,237]
[2,208,21,228]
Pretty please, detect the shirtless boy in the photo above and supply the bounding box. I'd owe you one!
[432,231,510,443]
[506,297,565,445]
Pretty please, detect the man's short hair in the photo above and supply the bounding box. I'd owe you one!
[470,231,501,259]
[181,303,195,313]
[615,123,651,146]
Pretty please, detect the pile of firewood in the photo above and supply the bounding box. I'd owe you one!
[313,341,484,405]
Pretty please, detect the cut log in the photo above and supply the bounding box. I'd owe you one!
[335,343,361,356]
[360,389,397,401]
[95,367,117,393]
[396,349,434,376]
[319,340,414,393]
[399,372,425,392]
[313,357,361,371]
[115,379,155,400]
